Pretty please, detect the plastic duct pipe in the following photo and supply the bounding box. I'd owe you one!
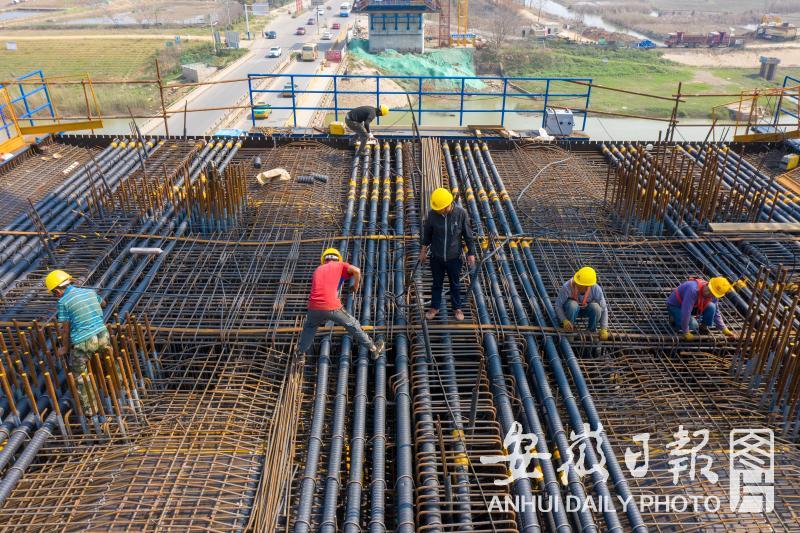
[390,142,415,533]
[0,140,153,265]
[0,140,120,236]
[294,149,364,533]
[478,142,647,532]
[404,153,444,529]
[342,144,381,532]
[0,410,60,506]
[452,142,576,532]
[368,142,391,531]
[465,141,599,532]
[319,144,372,533]
[446,143,541,532]
[0,141,161,293]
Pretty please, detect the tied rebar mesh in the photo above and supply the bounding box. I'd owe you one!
[0,136,798,532]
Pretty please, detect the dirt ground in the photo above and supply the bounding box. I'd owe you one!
[663,44,800,68]
[336,62,410,110]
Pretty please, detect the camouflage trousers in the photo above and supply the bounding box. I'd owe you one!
[70,329,110,416]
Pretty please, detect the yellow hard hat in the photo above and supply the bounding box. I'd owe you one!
[430,187,454,211]
[573,267,597,287]
[709,277,732,298]
[321,247,343,264]
[379,104,389,117]
[45,270,72,292]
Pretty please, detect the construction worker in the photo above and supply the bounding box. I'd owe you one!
[555,267,610,341]
[667,277,736,341]
[420,188,476,321]
[298,248,385,358]
[345,104,389,154]
[46,270,108,415]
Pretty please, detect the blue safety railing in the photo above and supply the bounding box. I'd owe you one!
[247,73,592,130]
[777,75,800,123]
[0,69,56,142]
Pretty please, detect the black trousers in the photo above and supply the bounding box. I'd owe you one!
[430,256,462,311]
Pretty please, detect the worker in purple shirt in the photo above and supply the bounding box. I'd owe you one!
[666,277,737,341]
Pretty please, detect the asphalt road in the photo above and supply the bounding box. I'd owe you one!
[149,0,349,136]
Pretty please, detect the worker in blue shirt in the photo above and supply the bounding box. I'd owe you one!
[46,270,108,415]
[666,277,737,341]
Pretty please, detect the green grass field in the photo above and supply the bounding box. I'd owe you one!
[1,38,245,117]
[480,44,800,119]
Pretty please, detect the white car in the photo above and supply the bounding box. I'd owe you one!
[268,46,282,58]
[317,7,325,14]
[321,31,333,40]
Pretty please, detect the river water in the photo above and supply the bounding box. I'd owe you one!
[528,0,662,44]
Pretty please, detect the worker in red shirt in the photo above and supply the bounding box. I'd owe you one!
[297,247,385,358]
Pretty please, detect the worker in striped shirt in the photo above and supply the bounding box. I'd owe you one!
[46,270,108,415]
[555,266,610,341]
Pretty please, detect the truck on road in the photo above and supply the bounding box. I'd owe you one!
[666,31,732,48]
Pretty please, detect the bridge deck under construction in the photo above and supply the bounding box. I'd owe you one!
[0,133,799,532]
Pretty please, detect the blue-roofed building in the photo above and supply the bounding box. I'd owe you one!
[353,0,441,53]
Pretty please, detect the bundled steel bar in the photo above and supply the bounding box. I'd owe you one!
[735,266,800,438]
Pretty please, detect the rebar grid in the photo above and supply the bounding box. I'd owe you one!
[0,140,102,227]
[578,349,800,532]
[0,343,290,530]
[532,237,740,348]
[2,136,800,532]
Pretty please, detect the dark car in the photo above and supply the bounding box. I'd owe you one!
[265,30,277,39]
[307,17,315,25]
[296,26,306,35]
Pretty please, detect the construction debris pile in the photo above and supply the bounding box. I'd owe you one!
[0,133,798,531]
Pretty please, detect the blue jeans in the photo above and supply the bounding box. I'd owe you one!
[563,300,602,332]
[430,256,462,311]
[667,303,717,332]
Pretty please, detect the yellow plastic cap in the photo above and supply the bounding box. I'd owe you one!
[573,266,597,287]
[379,104,389,117]
[321,247,343,264]
[430,187,454,211]
[45,270,72,292]
[709,276,732,298]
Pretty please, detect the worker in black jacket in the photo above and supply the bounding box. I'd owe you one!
[345,104,389,153]
[420,187,476,321]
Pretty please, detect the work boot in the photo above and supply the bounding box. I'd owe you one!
[370,339,386,360]
[698,324,710,335]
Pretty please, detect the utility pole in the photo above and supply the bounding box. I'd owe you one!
[210,12,217,53]
[244,3,251,40]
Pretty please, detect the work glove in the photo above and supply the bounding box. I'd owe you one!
[467,255,476,267]
[682,331,695,342]
[598,328,609,341]
[722,327,736,338]
[561,319,574,332]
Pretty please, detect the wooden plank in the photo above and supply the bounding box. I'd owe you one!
[733,129,800,143]
[19,119,104,135]
[709,222,800,233]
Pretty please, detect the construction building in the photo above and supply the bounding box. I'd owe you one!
[354,0,441,52]
[0,68,800,531]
